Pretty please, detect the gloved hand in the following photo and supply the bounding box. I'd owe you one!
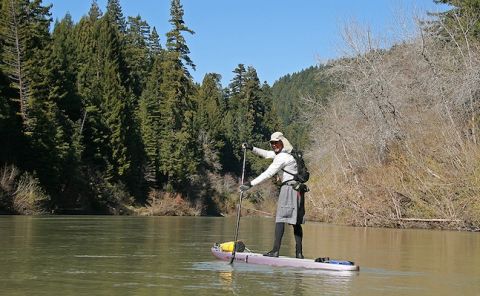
[239,181,252,192]
[242,142,253,150]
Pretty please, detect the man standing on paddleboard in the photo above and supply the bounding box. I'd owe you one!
[239,132,306,259]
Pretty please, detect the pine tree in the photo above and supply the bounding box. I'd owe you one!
[51,15,82,121]
[195,73,226,172]
[225,64,251,163]
[223,64,276,174]
[0,0,59,172]
[74,2,103,113]
[0,0,51,128]
[229,64,246,96]
[106,0,126,33]
[7,0,84,198]
[196,73,225,132]
[244,66,265,138]
[74,4,109,172]
[88,0,102,20]
[220,65,244,171]
[96,16,131,180]
[72,2,145,198]
[148,26,162,57]
[27,55,66,193]
[157,50,198,189]
[156,0,199,189]
[260,82,282,135]
[1,0,30,122]
[102,10,146,196]
[138,55,163,185]
[31,14,85,206]
[425,1,480,41]
[125,15,151,98]
[166,0,195,76]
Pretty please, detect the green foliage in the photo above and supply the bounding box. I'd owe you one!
[148,27,162,56]
[423,0,480,46]
[195,73,226,172]
[0,0,51,128]
[106,0,126,33]
[271,65,334,150]
[0,0,315,214]
[157,49,199,189]
[97,16,131,180]
[431,0,480,36]
[221,64,284,176]
[125,15,151,97]
[25,14,83,202]
[166,0,195,75]
[138,55,162,182]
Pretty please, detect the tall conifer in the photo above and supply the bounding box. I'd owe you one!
[138,56,163,184]
[0,0,51,129]
[157,0,198,189]
[106,0,126,33]
[148,27,162,57]
[166,0,195,76]
[195,73,225,172]
[125,15,150,98]
[96,16,130,180]
[225,64,249,163]
[74,4,109,173]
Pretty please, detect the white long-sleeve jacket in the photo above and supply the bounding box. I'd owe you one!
[250,147,297,186]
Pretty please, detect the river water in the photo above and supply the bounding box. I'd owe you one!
[0,215,479,296]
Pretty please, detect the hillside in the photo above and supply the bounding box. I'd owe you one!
[270,65,334,149]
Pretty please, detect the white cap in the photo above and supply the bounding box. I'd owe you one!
[269,132,293,153]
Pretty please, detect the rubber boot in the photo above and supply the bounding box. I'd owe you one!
[264,223,284,257]
[294,224,304,259]
[295,249,304,259]
[263,250,279,257]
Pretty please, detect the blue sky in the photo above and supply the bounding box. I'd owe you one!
[45,0,448,87]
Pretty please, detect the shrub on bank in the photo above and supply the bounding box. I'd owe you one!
[0,165,49,215]
[135,190,201,216]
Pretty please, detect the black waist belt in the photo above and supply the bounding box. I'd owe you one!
[282,180,309,193]
[281,180,297,186]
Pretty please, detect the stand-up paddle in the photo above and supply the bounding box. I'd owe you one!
[229,148,247,264]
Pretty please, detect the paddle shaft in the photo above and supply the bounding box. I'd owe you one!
[229,148,247,264]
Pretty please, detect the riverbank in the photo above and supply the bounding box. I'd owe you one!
[2,163,478,231]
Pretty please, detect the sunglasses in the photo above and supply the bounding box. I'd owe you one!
[270,141,281,145]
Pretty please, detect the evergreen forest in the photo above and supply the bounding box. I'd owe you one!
[2,0,480,231]
[0,0,321,215]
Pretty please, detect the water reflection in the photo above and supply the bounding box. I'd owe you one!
[190,259,357,296]
[218,270,233,285]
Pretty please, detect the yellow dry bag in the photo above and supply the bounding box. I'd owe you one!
[219,241,245,252]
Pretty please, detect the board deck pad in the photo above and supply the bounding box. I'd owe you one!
[211,245,359,271]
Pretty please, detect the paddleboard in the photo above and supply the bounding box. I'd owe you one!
[211,244,359,271]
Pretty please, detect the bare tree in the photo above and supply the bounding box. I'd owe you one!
[305,12,480,230]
